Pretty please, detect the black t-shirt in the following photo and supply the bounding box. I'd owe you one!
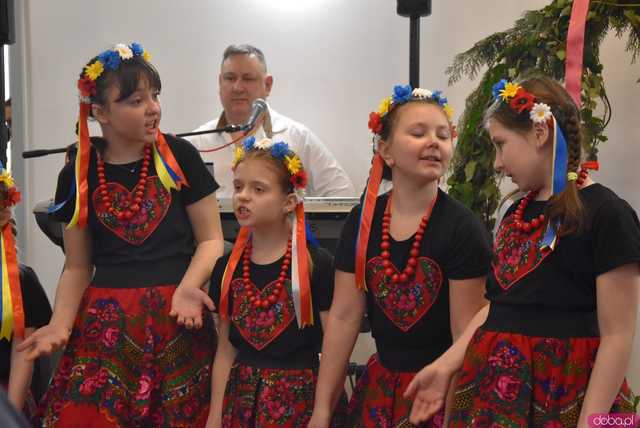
[335,190,491,371]
[0,265,52,383]
[53,135,219,287]
[487,184,640,310]
[210,246,334,368]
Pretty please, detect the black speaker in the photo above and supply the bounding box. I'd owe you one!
[396,0,431,18]
[0,0,14,45]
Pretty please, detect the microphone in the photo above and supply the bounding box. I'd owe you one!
[241,98,268,132]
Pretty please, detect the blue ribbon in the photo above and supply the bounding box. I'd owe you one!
[541,117,569,249]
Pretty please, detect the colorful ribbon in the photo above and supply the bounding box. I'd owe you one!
[66,103,91,228]
[153,130,189,191]
[541,117,569,250]
[355,153,385,290]
[0,225,24,340]
[219,227,251,321]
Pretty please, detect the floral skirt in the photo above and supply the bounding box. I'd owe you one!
[221,362,347,428]
[346,354,444,428]
[450,328,636,427]
[39,284,216,428]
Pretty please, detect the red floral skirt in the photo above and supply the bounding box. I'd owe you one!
[450,328,636,427]
[39,284,216,428]
[221,362,347,428]
[346,354,444,428]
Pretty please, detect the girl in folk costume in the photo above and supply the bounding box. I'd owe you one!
[0,167,51,424]
[310,85,492,428]
[207,136,343,428]
[17,43,225,427]
[406,76,640,427]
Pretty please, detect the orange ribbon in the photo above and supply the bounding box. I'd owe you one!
[355,153,385,290]
[156,130,189,189]
[219,227,250,320]
[294,203,313,326]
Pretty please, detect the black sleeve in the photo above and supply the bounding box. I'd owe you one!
[19,266,52,329]
[310,247,335,312]
[52,162,76,224]
[209,255,230,313]
[168,135,219,205]
[333,204,361,273]
[443,211,492,280]
[592,197,640,276]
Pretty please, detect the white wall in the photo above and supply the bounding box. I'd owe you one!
[10,0,639,385]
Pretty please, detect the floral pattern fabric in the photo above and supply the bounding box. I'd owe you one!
[92,176,171,246]
[229,277,295,350]
[39,285,215,428]
[450,329,635,427]
[366,256,443,332]
[346,354,444,428]
[221,363,346,428]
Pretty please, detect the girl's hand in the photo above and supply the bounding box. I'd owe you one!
[15,323,71,360]
[404,361,455,424]
[170,286,215,329]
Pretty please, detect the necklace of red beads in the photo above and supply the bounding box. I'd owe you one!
[243,237,292,310]
[380,192,438,284]
[513,168,589,234]
[96,143,152,222]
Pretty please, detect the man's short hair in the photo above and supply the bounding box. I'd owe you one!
[221,44,267,72]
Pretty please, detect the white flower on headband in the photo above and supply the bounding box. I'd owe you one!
[530,103,552,123]
[254,138,273,150]
[412,88,433,99]
[294,187,306,203]
[114,44,133,60]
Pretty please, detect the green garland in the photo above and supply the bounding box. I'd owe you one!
[446,0,640,230]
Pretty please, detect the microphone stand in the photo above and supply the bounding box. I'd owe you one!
[21,124,247,159]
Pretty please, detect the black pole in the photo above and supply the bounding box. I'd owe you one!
[409,16,420,88]
[0,0,15,168]
[397,0,431,88]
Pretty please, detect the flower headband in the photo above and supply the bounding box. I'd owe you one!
[0,165,21,209]
[77,42,152,104]
[491,79,553,124]
[368,84,455,137]
[232,136,307,203]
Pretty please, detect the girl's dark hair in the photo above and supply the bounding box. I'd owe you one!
[81,55,161,115]
[377,98,452,180]
[485,75,584,236]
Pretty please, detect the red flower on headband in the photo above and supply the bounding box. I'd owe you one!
[77,76,97,97]
[3,187,21,207]
[290,170,308,189]
[509,88,535,114]
[368,112,383,134]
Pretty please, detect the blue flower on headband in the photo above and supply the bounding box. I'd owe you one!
[392,84,413,104]
[243,136,256,151]
[432,90,448,106]
[98,50,121,71]
[130,42,144,56]
[271,142,289,160]
[492,79,507,100]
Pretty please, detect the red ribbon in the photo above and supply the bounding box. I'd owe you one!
[565,0,591,107]
[295,203,312,326]
[219,226,250,320]
[355,153,384,290]
[3,226,24,339]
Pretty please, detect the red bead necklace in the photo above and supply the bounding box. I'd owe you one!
[243,238,292,310]
[380,192,438,284]
[97,143,152,222]
[513,168,589,234]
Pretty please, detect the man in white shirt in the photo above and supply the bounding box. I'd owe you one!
[187,44,355,198]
